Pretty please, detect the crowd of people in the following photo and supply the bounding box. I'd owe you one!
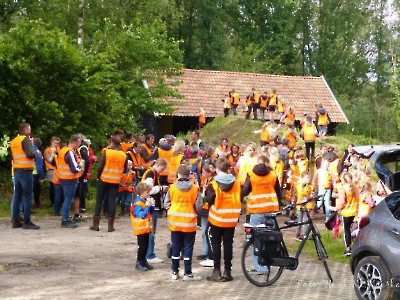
[9,113,387,281]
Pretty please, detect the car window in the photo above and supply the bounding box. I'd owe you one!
[385,192,400,220]
[378,151,400,174]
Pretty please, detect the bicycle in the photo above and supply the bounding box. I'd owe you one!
[241,195,333,287]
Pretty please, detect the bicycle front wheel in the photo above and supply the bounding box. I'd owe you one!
[241,240,283,287]
[313,233,333,283]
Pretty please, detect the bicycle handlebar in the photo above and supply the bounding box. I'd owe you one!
[283,193,325,211]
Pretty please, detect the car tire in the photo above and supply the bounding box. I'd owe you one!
[354,256,396,300]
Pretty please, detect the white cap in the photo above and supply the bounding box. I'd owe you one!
[159,138,168,144]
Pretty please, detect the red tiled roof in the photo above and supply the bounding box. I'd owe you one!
[167,69,349,123]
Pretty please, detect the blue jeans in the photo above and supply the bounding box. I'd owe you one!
[250,213,269,272]
[317,188,332,218]
[118,191,132,213]
[53,184,63,216]
[171,231,196,274]
[61,183,78,222]
[11,176,23,221]
[146,209,158,259]
[200,216,209,256]
[12,170,33,224]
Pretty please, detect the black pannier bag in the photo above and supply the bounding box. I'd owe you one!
[253,229,283,258]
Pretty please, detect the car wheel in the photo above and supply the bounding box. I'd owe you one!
[354,256,395,300]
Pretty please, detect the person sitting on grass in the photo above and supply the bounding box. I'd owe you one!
[131,182,154,271]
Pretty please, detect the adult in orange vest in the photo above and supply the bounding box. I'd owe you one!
[140,134,155,170]
[267,88,277,122]
[164,164,203,280]
[300,116,319,162]
[198,108,206,131]
[277,95,286,120]
[259,92,269,121]
[241,155,281,273]
[91,135,127,232]
[315,103,331,140]
[44,136,61,207]
[222,94,231,117]
[141,159,168,263]
[120,131,135,153]
[230,89,240,115]
[58,135,84,228]
[282,107,296,125]
[152,138,173,185]
[10,123,41,229]
[245,87,259,120]
[126,141,144,180]
[131,182,154,271]
[205,158,241,282]
[337,172,359,256]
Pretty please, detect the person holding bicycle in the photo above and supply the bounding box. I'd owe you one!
[291,171,315,240]
[241,155,282,274]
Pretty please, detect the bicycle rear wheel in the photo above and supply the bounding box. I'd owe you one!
[241,240,283,287]
[313,233,333,283]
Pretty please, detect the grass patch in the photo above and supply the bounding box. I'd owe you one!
[286,228,350,264]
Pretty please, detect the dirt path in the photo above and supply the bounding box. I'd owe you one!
[0,214,356,300]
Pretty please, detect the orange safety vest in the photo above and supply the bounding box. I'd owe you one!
[295,183,315,210]
[341,186,359,217]
[318,112,329,126]
[247,171,279,214]
[303,124,316,142]
[357,192,373,218]
[273,161,284,186]
[284,111,295,124]
[298,158,309,174]
[141,144,153,170]
[238,156,258,185]
[167,183,199,232]
[208,180,241,228]
[291,163,300,185]
[57,147,82,180]
[253,92,260,104]
[199,111,206,124]
[316,169,332,190]
[278,99,285,113]
[158,148,173,177]
[10,135,35,169]
[99,148,126,184]
[121,141,134,153]
[232,93,240,105]
[119,170,136,193]
[51,154,60,185]
[269,94,277,106]
[259,95,268,108]
[226,97,232,109]
[168,153,184,184]
[44,146,58,171]
[285,130,297,149]
[217,145,230,157]
[260,127,270,142]
[329,159,340,183]
[130,200,152,235]
[128,150,142,168]
[141,167,159,186]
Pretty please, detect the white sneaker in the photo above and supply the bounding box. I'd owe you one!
[147,257,164,264]
[171,272,179,280]
[183,273,202,281]
[199,259,214,267]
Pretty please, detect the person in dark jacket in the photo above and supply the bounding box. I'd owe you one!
[32,138,45,209]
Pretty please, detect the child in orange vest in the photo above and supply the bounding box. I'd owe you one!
[352,181,374,237]
[118,160,135,216]
[164,164,203,280]
[131,182,154,271]
[291,171,315,240]
[283,122,298,149]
